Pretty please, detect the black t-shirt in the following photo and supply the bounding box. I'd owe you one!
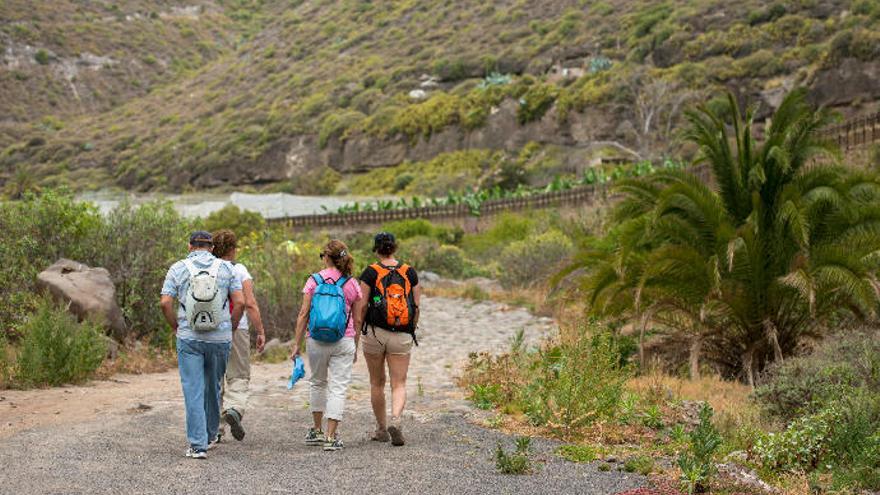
[359,263,419,290]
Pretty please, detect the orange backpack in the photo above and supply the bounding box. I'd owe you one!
[365,263,417,334]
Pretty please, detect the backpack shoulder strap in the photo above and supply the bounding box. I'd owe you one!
[312,273,325,286]
[335,275,350,288]
[182,259,198,278]
[207,258,223,278]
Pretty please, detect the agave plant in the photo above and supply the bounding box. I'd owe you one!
[567,89,880,384]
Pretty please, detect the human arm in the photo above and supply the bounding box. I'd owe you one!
[351,290,365,363]
[290,293,312,360]
[242,279,266,352]
[160,295,178,333]
[230,290,245,330]
[413,284,421,328]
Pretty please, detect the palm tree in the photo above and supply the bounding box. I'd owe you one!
[572,89,880,384]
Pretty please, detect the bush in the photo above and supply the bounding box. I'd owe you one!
[557,444,598,463]
[461,213,534,260]
[382,218,462,244]
[398,236,479,279]
[497,229,573,288]
[520,331,632,435]
[34,49,50,65]
[201,204,266,238]
[754,327,880,421]
[96,201,190,342]
[14,298,107,387]
[0,190,102,335]
[318,110,365,147]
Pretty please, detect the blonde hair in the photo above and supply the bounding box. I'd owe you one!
[322,239,354,277]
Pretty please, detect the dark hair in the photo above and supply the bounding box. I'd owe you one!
[322,239,354,276]
[373,232,397,257]
[212,229,237,259]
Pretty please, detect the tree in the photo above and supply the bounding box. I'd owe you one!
[571,89,880,383]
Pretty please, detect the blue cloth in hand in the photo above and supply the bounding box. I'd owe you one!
[287,356,305,390]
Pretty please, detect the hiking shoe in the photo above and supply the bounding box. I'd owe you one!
[207,434,221,450]
[388,424,405,446]
[323,436,344,451]
[224,408,245,441]
[305,428,325,446]
[185,447,207,459]
[371,429,390,442]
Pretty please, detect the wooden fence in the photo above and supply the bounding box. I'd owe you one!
[819,112,880,152]
[271,113,879,228]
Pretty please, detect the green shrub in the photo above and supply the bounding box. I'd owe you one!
[96,201,190,342]
[14,298,107,387]
[382,219,462,244]
[398,236,478,279]
[624,455,654,475]
[678,404,722,494]
[318,110,365,147]
[470,383,502,410]
[461,213,534,260]
[497,229,573,288]
[557,444,598,463]
[517,82,558,124]
[201,204,266,238]
[34,49,50,65]
[495,437,532,474]
[520,330,632,434]
[0,190,102,334]
[754,327,880,421]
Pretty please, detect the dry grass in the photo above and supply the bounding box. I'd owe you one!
[628,371,754,417]
[95,344,176,378]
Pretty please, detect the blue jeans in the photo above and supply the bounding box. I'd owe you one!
[177,337,231,450]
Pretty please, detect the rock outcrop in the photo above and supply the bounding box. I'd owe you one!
[36,259,127,340]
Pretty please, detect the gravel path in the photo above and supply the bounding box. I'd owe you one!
[0,297,647,495]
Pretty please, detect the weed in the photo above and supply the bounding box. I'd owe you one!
[495,437,532,474]
[557,444,597,463]
[678,403,722,494]
[623,455,654,475]
[640,404,665,429]
[469,383,502,410]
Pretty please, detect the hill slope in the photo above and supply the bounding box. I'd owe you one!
[1,0,879,192]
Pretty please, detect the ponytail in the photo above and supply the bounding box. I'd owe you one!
[322,239,354,277]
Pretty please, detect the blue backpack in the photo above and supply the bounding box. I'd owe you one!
[308,274,351,342]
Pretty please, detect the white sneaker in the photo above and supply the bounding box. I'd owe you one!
[207,435,221,450]
[185,447,207,459]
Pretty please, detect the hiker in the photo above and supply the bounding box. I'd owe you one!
[359,232,421,446]
[211,229,267,442]
[160,231,244,459]
[290,240,364,451]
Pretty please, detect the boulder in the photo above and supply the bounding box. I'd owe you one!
[36,259,127,340]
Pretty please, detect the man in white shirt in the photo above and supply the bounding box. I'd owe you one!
[212,229,267,442]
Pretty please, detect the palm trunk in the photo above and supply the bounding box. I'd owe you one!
[764,319,784,363]
[689,336,701,380]
[638,312,650,371]
[742,345,756,388]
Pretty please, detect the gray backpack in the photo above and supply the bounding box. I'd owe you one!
[183,259,225,332]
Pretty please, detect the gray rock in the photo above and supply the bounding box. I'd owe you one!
[420,271,441,285]
[36,259,126,340]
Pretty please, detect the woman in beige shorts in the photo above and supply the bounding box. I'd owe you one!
[358,232,421,446]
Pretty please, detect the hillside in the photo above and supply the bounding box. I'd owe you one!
[1,0,879,193]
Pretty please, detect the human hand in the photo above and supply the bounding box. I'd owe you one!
[256,332,266,353]
[289,344,300,361]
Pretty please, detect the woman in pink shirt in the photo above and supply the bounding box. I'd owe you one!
[290,240,364,451]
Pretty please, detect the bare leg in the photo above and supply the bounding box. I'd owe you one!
[364,351,387,433]
[312,411,323,431]
[326,418,340,438]
[387,353,411,420]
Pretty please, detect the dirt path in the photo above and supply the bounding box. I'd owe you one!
[0,297,647,494]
